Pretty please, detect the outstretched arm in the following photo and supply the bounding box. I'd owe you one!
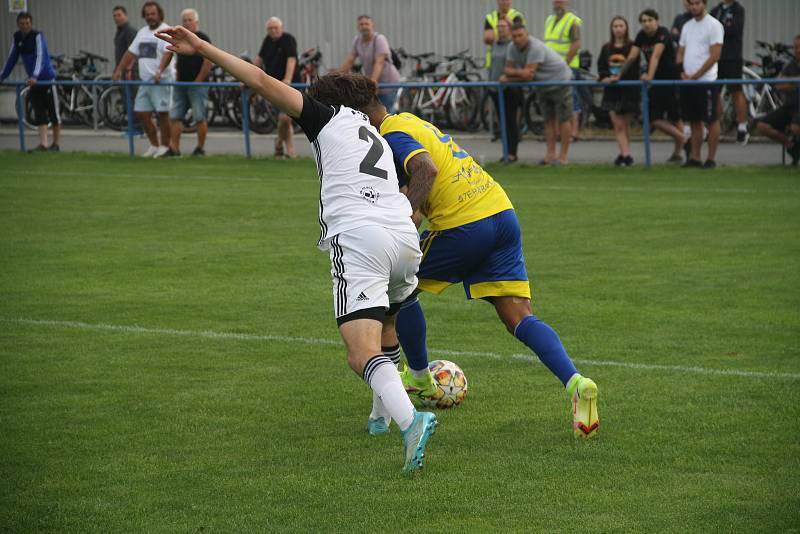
[157,25,303,117]
[404,152,438,213]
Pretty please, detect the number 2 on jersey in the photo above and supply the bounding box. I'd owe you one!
[358,126,388,180]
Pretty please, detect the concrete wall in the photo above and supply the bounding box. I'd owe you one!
[1,0,797,81]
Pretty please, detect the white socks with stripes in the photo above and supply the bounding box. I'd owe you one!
[363,354,414,431]
[370,345,403,424]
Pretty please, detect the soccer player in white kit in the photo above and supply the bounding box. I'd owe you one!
[156,25,437,473]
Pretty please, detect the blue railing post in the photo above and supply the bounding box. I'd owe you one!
[15,83,26,153]
[240,87,252,159]
[641,81,652,169]
[497,83,509,163]
[124,82,135,158]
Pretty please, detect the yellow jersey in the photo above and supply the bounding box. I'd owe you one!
[380,113,513,231]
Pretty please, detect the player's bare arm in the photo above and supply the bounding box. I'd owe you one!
[645,43,665,80]
[688,43,721,80]
[613,45,640,81]
[404,152,437,214]
[156,25,303,117]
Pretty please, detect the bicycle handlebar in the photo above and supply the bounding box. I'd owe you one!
[79,50,109,63]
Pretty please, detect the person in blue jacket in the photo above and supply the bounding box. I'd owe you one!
[1,11,61,151]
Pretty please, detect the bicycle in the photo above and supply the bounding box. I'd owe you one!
[20,50,109,129]
[720,40,788,133]
[395,49,484,131]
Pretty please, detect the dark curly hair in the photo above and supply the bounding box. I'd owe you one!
[308,72,381,110]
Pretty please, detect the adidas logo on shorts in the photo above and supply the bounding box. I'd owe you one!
[356,292,369,302]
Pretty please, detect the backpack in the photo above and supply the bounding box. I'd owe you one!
[374,33,403,71]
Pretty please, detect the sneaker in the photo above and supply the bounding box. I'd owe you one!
[682,159,703,168]
[613,154,624,166]
[666,153,684,164]
[400,365,438,398]
[154,145,170,158]
[48,143,60,152]
[27,144,47,153]
[622,155,634,167]
[683,139,691,161]
[157,148,180,158]
[367,416,390,436]
[401,410,437,473]
[703,159,717,169]
[192,147,206,157]
[568,375,599,439]
[142,145,159,158]
[736,128,750,145]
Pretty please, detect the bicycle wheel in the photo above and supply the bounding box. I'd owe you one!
[98,85,128,131]
[248,94,278,134]
[396,87,417,114]
[524,91,544,135]
[446,85,482,131]
[17,86,41,130]
[74,84,97,127]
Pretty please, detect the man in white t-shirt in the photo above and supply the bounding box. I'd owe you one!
[677,0,724,168]
[112,1,174,158]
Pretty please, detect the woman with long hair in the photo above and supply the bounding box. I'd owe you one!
[598,15,640,166]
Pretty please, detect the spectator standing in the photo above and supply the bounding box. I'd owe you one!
[544,0,581,140]
[113,1,174,158]
[483,0,526,74]
[113,5,138,80]
[671,0,693,41]
[620,9,686,163]
[755,35,800,166]
[677,0,724,168]
[0,12,60,151]
[487,18,513,144]
[340,15,401,113]
[158,8,211,157]
[598,16,639,166]
[504,23,573,165]
[255,17,300,159]
[710,0,748,144]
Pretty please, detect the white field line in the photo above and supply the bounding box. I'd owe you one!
[5,170,800,195]
[6,317,800,381]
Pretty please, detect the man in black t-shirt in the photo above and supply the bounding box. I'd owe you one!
[756,35,800,165]
[671,0,693,41]
[620,9,687,162]
[156,8,211,157]
[255,17,301,158]
[710,0,748,143]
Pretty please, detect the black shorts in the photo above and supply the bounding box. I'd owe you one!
[757,106,800,131]
[680,84,720,123]
[649,85,681,123]
[718,60,743,92]
[29,83,61,126]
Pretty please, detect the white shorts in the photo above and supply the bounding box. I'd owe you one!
[134,84,172,113]
[328,225,421,324]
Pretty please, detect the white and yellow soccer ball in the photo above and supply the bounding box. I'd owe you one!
[420,359,468,409]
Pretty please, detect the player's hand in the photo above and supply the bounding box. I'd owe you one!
[499,74,508,82]
[26,78,36,87]
[681,72,691,81]
[640,73,652,82]
[607,75,619,83]
[156,25,203,56]
[153,70,162,84]
[111,69,122,81]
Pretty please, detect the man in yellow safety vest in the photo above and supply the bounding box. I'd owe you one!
[544,0,582,138]
[484,0,526,71]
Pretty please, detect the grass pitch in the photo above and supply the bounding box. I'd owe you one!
[1,152,799,532]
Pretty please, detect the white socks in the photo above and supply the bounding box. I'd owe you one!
[363,355,415,431]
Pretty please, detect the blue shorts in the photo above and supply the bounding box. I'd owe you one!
[170,86,209,121]
[134,84,172,113]
[416,209,531,300]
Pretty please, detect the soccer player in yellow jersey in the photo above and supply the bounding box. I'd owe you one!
[310,73,599,439]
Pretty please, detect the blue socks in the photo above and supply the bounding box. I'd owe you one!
[395,297,429,372]
[514,315,578,386]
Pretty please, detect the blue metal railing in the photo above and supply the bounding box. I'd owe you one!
[2,77,798,166]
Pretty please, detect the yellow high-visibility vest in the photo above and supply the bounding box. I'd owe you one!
[544,11,582,68]
[485,8,526,68]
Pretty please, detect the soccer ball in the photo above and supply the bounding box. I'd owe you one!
[420,359,468,409]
